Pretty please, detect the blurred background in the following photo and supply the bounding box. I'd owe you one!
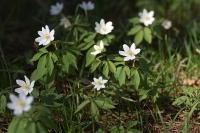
[0,0,200,88]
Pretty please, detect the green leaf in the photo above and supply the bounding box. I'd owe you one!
[114,67,122,79]
[102,62,109,78]
[29,123,37,133]
[50,52,58,62]
[31,55,47,80]
[119,68,126,86]
[134,30,144,45]
[129,17,140,24]
[66,52,77,69]
[91,101,99,121]
[115,67,126,86]
[8,118,20,133]
[36,122,47,133]
[31,48,48,62]
[80,41,95,50]
[84,33,96,43]
[124,66,131,78]
[131,69,140,90]
[86,47,95,67]
[108,61,116,73]
[46,54,54,76]
[0,95,6,113]
[95,98,115,110]
[75,99,90,113]
[127,25,142,35]
[90,59,101,72]
[62,52,77,72]
[143,27,152,44]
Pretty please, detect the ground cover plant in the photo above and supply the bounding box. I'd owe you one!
[0,0,200,132]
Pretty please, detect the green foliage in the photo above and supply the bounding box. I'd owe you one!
[8,106,56,133]
[128,17,153,45]
[1,0,200,132]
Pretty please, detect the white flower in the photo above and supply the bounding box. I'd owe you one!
[162,20,172,30]
[79,1,94,10]
[50,2,64,15]
[35,25,55,46]
[196,48,200,54]
[92,76,108,90]
[95,19,114,35]
[139,9,155,26]
[119,43,141,61]
[7,93,33,115]
[15,76,35,95]
[91,40,104,55]
[60,17,71,28]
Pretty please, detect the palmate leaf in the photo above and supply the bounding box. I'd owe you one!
[90,101,99,121]
[131,69,140,90]
[95,97,115,110]
[108,61,116,73]
[134,30,144,45]
[8,118,48,133]
[143,27,152,44]
[90,59,101,72]
[31,48,48,62]
[31,55,47,81]
[46,54,54,76]
[0,95,6,113]
[127,25,143,36]
[86,47,95,67]
[75,99,90,114]
[62,52,77,72]
[114,67,126,86]
[102,62,109,78]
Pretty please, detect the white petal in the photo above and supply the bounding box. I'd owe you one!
[130,43,136,50]
[119,51,126,56]
[134,48,141,55]
[100,19,105,25]
[123,44,129,51]
[99,41,104,49]
[45,25,50,33]
[28,87,33,94]
[43,39,50,46]
[15,88,25,94]
[124,57,131,61]
[102,79,108,83]
[91,51,99,55]
[50,30,55,36]
[35,37,43,43]
[94,45,100,50]
[16,80,25,87]
[99,76,103,81]
[24,105,31,111]
[9,94,18,102]
[24,76,30,85]
[106,21,113,27]
[39,38,47,45]
[7,103,15,109]
[14,109,23,115]
[30,81,35,88]
[38,31,43,36]
[149,11,154,17]
[26,96,34,104]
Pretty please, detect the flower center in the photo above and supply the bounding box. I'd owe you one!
[44,33,50,39]
[144,16,150,21]
[17,99,26,108]
[101,25,107,32]
[96,81,103,86]
[22,84,30,90]
[127,49,134,56]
